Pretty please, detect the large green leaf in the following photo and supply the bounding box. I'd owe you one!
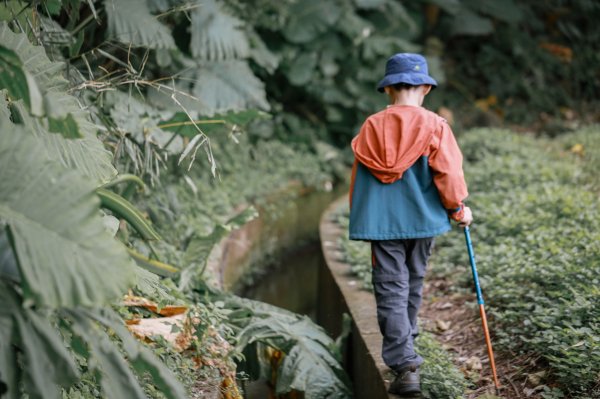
[0,120,135,308]
[189,0,249,60]
[192,60,270,114]
[105,0,175,49]
[0,282,80,399]
[67,310,147,399]
[11,100,117,184]
[230,297,352,398]
[0,23,97,135]
[0,24,117,184]
[0,45,42,114]
[70,308,188,399]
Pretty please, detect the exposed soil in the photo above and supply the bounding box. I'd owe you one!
[421,278,546,399]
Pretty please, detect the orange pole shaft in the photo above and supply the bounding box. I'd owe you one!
[479,304,500,389]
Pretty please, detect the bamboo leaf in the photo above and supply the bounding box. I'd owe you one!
[0,120,135,308]
[96,188,162,241]
[127,248,179,277]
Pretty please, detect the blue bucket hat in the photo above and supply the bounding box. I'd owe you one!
[376,53,438,92]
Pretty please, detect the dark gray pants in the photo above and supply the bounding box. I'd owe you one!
[371,238,434,372]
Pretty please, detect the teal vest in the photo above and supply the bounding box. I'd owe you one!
[349,157,451,240]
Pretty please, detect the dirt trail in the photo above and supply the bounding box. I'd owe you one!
[421,278,544,399]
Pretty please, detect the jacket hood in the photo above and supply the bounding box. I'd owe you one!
[351,105,440,184]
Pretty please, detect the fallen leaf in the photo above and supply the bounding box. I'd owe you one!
[465,356,482,371]
[570,143,584,156]
[123,294,188,316]
[436,320,451,331]
[527,370,546,386]
[127,313,193,352]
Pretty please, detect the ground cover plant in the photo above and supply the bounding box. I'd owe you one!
[434,127,600,398]
[337,126,600,398]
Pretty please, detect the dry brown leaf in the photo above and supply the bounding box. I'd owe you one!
[126,313,193,352]
[465,356,483,371]
[123,294,188,316]
[436,319,451,331]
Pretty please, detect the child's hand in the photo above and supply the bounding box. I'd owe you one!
[458,206,473,227]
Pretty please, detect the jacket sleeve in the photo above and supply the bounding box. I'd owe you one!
[428,121,469,219]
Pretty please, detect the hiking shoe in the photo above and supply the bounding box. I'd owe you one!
[389,367,421,396]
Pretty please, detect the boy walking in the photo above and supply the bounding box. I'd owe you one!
[349,53,472,396]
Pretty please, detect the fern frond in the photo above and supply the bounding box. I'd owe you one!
[192,60,270,114]
[105,0,175,49]
[189,0,249,60]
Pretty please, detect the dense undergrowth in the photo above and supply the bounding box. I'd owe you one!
[337,126,600,398]
[434,127,600,398]
[0,2,351,397]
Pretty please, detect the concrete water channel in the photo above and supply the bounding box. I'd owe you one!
[208,184,343,397]
[208,184,394,398]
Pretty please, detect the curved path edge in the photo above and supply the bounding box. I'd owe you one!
[319,196,400,399]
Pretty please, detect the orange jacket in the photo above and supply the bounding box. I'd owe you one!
[350,105,468,221]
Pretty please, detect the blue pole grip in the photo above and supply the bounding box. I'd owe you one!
[464,226,485,305]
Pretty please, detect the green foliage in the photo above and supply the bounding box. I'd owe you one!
[432,127,600,395]
[0,45,42,114]
[189,0,249,60]
[417,333,468,399]
[556,124,600,191]
[0,120,135,308]
[0,122,186,398]
[0,15,190,399]
[0,23,117,184]
[105,0,175,49]
[224,296,352,398]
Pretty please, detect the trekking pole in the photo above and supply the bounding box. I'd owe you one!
[464,226,501,391]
